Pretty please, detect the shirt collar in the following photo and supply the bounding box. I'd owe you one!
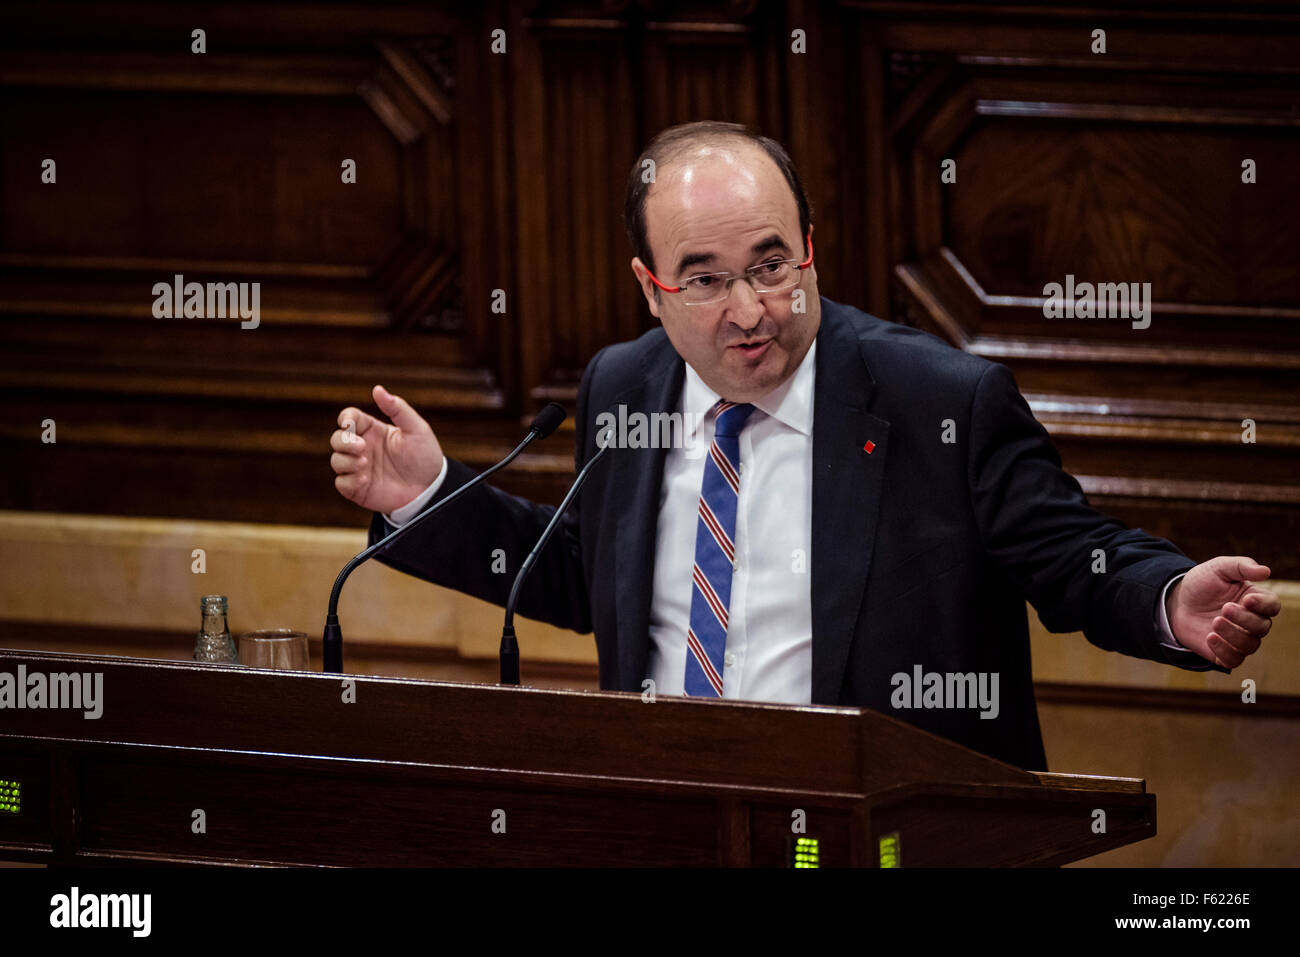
[680,339,816,438]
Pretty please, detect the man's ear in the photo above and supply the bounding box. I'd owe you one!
[630,257,662,320]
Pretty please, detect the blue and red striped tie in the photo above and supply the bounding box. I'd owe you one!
[684,400,756,697]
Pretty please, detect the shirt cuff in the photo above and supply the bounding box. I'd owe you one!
[1156,572,1189,650]
[383,457,449,527]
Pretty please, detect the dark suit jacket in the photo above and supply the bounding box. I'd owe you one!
[369,297,1218,771]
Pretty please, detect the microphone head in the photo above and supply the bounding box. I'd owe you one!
[529,402,567,440]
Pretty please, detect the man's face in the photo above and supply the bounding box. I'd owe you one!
[631,142,820,404]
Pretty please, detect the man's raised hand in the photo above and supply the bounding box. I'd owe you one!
[331,385,444,514]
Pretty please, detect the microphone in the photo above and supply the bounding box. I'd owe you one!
[322,402,567,674]
[499,422,616,685]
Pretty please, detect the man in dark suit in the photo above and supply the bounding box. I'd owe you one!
[329,122,1278,771]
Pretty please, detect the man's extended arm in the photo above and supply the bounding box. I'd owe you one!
[361,351,606,634]
[966,362,1222,671]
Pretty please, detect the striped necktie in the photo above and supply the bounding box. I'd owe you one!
[684,399,756,697]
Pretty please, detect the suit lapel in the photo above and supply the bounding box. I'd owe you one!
[611,335,684,692]
[810,302,890,704]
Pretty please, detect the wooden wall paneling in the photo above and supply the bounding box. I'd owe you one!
[845,2,1300,577]
[0,49,470,340]
[640,21,762,135]
[0,6,551,522]
[456,3,519,410]
[509,1,561,418]
[3,4,463,50]
[513,8,702,415]
[781,0,861,313]
[895,71,1300,385]
[855,27,889,317]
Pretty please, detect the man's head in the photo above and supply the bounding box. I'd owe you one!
[625,122,820,404]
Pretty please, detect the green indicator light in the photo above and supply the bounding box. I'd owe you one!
[790,835,820,868]
[785,837,816,868]
[879,831,900,868]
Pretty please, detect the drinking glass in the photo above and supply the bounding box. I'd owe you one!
[238,629,310,671]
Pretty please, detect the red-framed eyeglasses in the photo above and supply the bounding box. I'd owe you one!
[644,230,814,306]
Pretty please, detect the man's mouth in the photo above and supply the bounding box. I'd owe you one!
[730,337,773,358]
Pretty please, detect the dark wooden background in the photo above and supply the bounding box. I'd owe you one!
[3,0,1297,575]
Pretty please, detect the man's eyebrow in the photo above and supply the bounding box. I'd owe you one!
[674,234,793,277]
[750,234,791,258]
[675,251,718,275]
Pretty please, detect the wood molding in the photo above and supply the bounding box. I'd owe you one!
[897,70,1300,351]
[1034,681,1300,718]
[0,42,462,330]
[6,619,1298,717]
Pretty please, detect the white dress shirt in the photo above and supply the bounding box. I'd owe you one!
[385,340,1192,698]
[644,341,817,703]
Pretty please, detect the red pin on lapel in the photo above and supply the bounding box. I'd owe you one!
[863,440,876,454]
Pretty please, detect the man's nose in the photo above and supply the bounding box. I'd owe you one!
[723,278,766,330]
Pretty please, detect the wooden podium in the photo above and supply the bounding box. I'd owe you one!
[0,649,1154,866]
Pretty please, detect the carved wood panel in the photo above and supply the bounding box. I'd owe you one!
[855,5,1300,575]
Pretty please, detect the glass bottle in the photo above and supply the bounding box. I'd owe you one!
[193,595,238,663]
